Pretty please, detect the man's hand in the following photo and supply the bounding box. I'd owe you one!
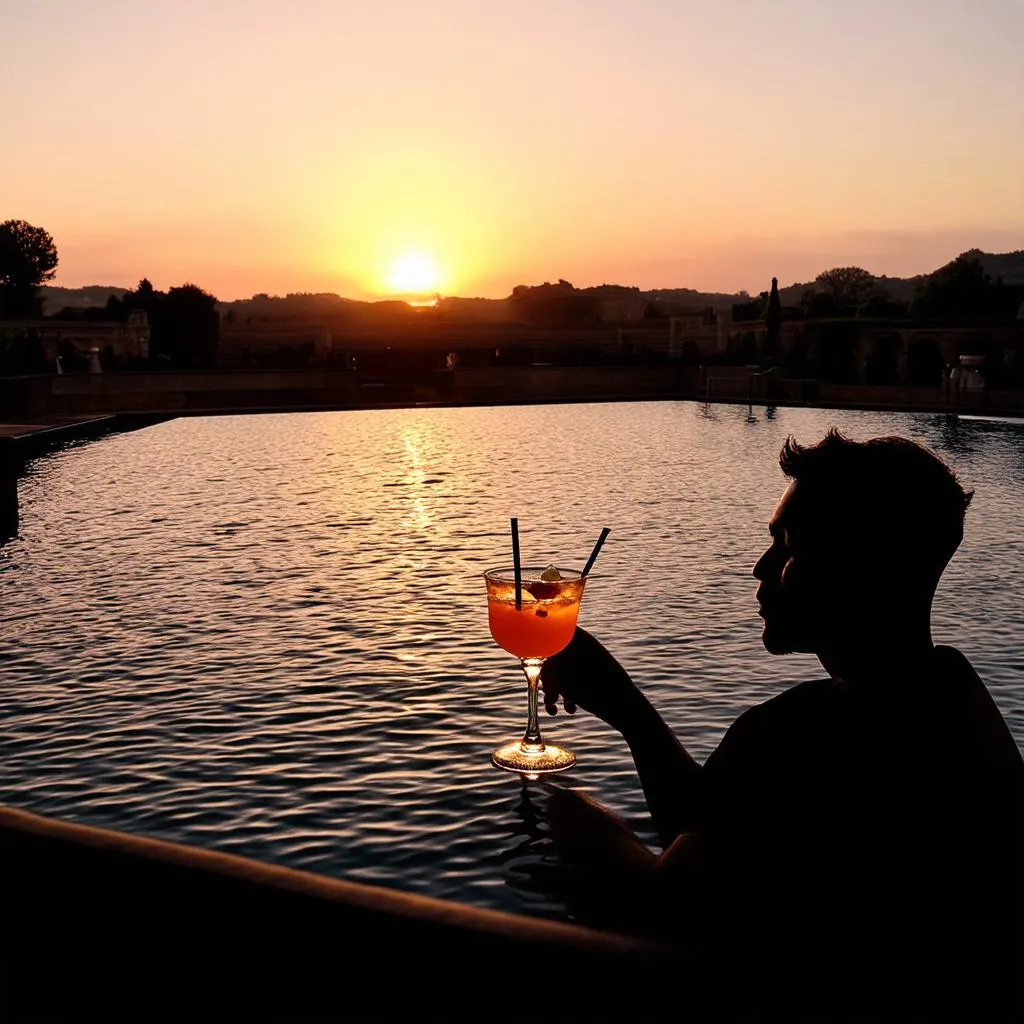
[543,787,716,946]
[543,785,660,936]
[541,628,647,732]
[546,785,656,870]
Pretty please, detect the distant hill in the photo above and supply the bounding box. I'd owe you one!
[774,249,1024,307]
[219,291,421,328]
[773,273,925,307]
[968,248,1024,284]
[641,286,750,311]
[39,249,1024,320]
[39,285,127,316]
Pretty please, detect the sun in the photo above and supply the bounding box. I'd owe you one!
[387,250,441,295]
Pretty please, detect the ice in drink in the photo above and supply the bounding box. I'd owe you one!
[486,569,585,660]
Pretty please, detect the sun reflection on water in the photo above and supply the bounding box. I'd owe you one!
[401,426,437,533]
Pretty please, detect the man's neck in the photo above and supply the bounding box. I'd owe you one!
[817,618,935,686]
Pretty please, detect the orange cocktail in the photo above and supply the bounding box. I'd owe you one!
[486,571,586,659]
[484,566,586,774]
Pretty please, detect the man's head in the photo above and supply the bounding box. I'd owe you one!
[753,430,973,657]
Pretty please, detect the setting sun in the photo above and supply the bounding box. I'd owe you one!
[387,251,441,295]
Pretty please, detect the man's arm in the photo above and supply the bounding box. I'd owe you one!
[542,786,660,937]
[541,628,703,847]
[619,693,705,846]
[544,787,720,945]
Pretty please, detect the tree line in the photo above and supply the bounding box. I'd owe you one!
[0,219,218,374]
[2,218,1022,380]
[511,255,1024,326]
[53,278,219,368]
[770,255,1024,321]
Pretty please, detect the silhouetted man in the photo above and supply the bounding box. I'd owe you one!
[541,430,1023,1020]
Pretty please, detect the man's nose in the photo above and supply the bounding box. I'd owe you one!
[752,549,770,580]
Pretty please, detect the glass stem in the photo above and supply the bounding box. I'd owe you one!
[520,658,546,752]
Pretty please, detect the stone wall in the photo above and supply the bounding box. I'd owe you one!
[5,365,1023,421]
[27,365,692,416]
[672,315,1024,388]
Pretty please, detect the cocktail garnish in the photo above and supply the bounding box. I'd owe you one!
[526,564,564,599]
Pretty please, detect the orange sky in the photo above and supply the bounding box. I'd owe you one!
[3,0,1022,301]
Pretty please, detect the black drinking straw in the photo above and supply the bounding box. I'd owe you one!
[582,527,610,577]
[510,517,522,609]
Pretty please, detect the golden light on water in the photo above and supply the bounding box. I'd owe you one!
[386,250,441,296]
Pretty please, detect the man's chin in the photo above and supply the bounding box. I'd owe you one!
[760,623,794,656]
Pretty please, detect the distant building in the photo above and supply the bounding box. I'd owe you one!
[0,312,150,361]
[218,322,332,365]
[598,296,650,322]
[669,307,725,357]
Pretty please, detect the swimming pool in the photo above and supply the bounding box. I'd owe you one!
[1,402,1021,918]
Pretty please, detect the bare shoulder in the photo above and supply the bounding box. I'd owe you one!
[729,677,839,732]
[934,645,1024,773]
[706,678,837,769]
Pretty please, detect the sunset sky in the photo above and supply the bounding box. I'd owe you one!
[3,0,1022,301]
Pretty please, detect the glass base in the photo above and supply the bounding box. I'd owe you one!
[491,740,575,775]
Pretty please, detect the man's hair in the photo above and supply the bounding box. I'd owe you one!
[779,429,973,579]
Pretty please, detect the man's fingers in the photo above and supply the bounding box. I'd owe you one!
[541,650,581,717]
[545,699,575,715]
[542,671,575,715]
[540,674,562,703]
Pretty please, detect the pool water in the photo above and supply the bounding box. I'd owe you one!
[1,402,1021,918]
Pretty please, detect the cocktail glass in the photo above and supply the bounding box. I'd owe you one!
[484,566,586,774]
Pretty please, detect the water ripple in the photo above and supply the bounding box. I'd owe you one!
[1,404,1021,919]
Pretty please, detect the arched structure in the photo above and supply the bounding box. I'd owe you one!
[906,336,945,387]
